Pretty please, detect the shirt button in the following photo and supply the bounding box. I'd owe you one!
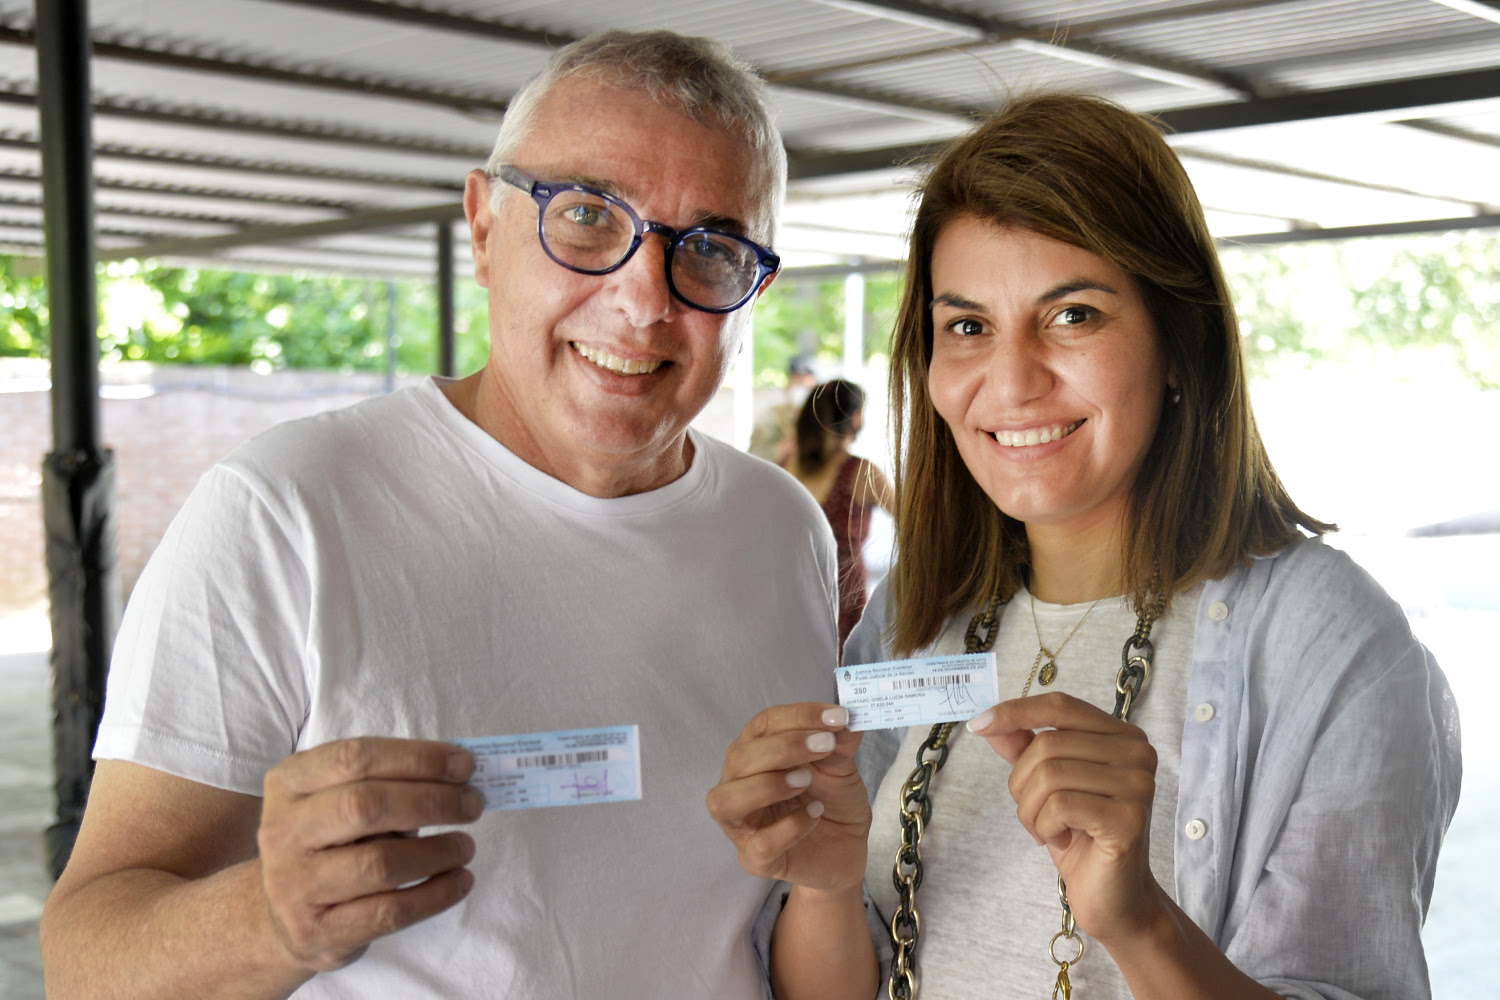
[1195,703,1216,722]
[1185,819,1208,841]
[1208,602,1229,621]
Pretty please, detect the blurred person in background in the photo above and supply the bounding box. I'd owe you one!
[784,378,894,651]
[749,351,819,465]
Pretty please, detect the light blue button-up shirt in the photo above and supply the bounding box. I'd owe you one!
[832,538,1461,999]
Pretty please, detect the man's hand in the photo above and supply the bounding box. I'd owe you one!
[257,737,483,973]
[706,703,869,892]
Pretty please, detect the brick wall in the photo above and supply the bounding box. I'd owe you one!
[0,359,418,616]
[0,358,758,619]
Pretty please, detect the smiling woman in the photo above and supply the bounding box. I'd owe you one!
[706,92,1462,1000]
[926,221,1171,561]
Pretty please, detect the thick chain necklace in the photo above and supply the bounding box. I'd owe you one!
[886,589,1163,1000]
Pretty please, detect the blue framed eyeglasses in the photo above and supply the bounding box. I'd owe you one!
[496,165,780,314]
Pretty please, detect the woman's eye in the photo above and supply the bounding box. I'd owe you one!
[949,318,984,337]
[1056,305,1093,326]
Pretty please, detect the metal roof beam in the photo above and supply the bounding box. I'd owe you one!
[767,1,1288,87]
[1177,147,1494,213]
[786,141,947,180]
[1157,67,1500,133]
[95,200,465,262]
[0,131,466,193]
[1223,213,1500,244]
[0,165,369,211]
[786,0,1258,97]
[0,86,490,160]
[1425,0,1500,27]
[257,0,580,48]
[0,26,511,117]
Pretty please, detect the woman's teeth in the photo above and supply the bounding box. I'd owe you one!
[572,342,664,375]
[991,420,1082,447]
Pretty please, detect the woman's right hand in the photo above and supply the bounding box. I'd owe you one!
[706,703,870,891]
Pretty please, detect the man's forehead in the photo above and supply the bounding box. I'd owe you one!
[516,77,771,236]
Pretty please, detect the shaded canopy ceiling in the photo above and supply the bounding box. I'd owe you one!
[5,0,1500,279]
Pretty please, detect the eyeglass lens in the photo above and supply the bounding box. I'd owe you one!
[539,189,762,310]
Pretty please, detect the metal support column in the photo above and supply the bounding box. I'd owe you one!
[37,0,119,879]
[436,221,455,377]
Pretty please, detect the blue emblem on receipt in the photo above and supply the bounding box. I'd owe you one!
[836,653,999,732]
[454,725,641,811]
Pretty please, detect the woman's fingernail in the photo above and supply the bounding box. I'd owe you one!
[965,709,994,733]
[806,800,825,820]
[806,731,836,753]
[821,706,849,728]
[786,768,813,789]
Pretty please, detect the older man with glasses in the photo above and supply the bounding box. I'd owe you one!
[41,29,842,1000]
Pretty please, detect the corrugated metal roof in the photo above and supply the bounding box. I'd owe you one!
[6,0,1500,276]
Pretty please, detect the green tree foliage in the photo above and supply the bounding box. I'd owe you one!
[749,272,901,385]
[1219,231,1500,388]
[0,256,48,357]
[3,231,1495,389]
[1218,244,1329,377]
[1,258,491,375]
[1346,233,1500,388]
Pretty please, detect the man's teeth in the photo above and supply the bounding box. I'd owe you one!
[991,421,1082,447]
[572,342,664,376]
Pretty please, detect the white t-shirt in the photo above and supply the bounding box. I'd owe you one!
[864,586,1198,999]
[96,377,840,999]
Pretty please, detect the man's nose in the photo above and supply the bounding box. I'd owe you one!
[608,235,676,327]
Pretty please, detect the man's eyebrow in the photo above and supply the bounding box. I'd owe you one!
[559,173,749,235]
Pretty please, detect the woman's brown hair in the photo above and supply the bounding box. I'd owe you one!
[887,92,1332,655]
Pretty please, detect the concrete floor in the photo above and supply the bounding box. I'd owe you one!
[0,642,52,1000]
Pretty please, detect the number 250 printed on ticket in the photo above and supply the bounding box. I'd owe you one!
[835,653,999,732]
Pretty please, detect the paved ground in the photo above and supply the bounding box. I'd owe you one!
[0,534,1495,997]
[0,639,53,1000]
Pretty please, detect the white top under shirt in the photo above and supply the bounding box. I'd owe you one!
[865,586,1199,999]
[96,377,840,1000]
[845,541,1460,1000]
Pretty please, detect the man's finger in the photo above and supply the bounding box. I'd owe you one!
[295,831,478,906]
[288,867,477,971]
[267,737,475,799]
[267,780,483,852]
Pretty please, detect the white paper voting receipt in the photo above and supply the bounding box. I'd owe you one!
[835,652,999,732]
[454,724,641,811]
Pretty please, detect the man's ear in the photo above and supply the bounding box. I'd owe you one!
[754,268,779,300]
[463,169,494,288]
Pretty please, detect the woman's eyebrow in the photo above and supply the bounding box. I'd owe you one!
[931,292,986,310]
[1040,279,1119,301]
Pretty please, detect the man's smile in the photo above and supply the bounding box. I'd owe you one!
[571,341,667,376]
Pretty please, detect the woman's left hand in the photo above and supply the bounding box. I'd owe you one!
[966,691,1168,947]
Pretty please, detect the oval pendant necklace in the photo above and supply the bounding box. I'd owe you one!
[1026,589,1105,694]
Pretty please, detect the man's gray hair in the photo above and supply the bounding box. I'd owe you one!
[485,29,787,242]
